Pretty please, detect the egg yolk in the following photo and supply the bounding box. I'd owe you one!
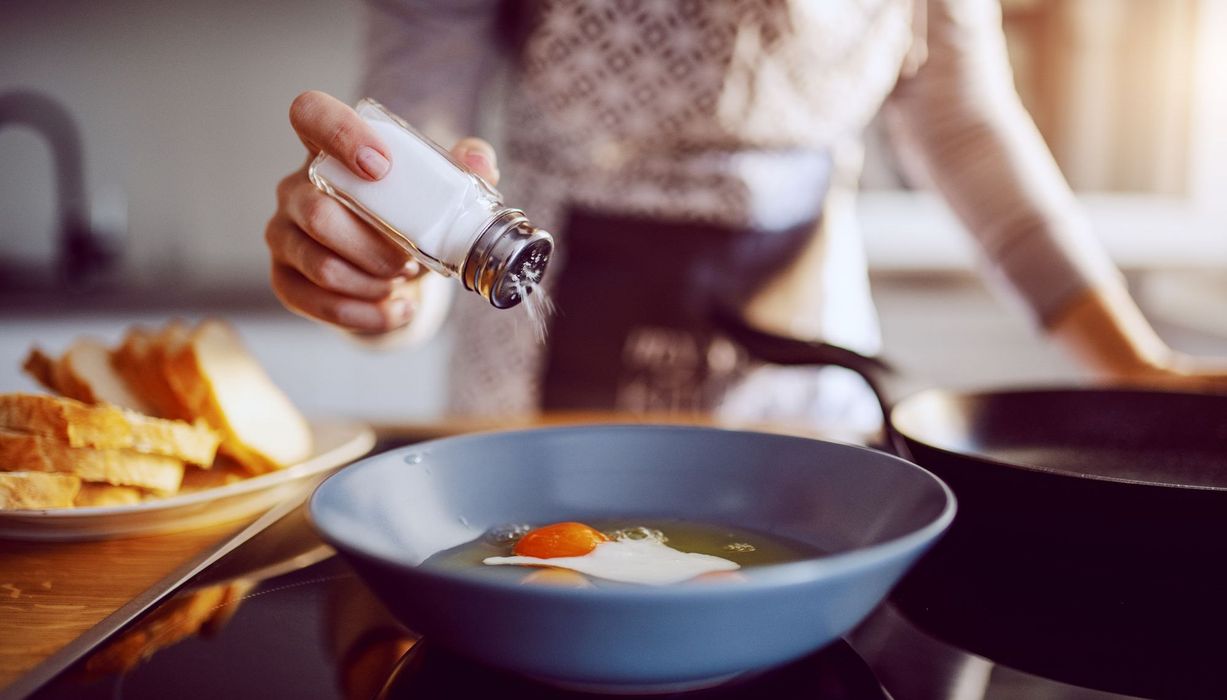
[513,522,609,558]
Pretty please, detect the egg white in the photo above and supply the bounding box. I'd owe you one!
[483,538,740,585]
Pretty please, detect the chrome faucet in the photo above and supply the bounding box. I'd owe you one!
[0,89,120,287]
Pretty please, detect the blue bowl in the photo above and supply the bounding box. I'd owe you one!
[309,425,954,692]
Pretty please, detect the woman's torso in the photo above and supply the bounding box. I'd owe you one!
[364,0,922,433]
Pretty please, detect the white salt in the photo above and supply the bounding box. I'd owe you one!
[311,113,500,274]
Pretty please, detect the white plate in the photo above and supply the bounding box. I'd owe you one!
[0,419,375,541]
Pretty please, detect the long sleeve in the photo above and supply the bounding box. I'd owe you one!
[886,0,1126,327]
[360,0,505,145]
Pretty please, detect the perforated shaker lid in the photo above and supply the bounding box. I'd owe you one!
[461,210,554,309]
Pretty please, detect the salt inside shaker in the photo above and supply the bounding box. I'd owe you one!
[308,99,553,309]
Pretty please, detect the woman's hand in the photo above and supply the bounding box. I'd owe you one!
[1150,353,1227,393]
[265,90,499,333]
[1051,285,1227,394]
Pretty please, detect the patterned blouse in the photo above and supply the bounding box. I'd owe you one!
[360,0,1123,433]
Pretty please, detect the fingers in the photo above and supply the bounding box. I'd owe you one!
[270,263,417,333]
[268,164,421,332]
[451,137,500,186]
[265,217,397,301]
[277,172,411,278]
[1164,353,1227,393]
[289,90,391,180]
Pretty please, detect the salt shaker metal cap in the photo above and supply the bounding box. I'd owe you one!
[462,210,554,309]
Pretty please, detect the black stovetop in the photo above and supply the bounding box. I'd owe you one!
[18,490,1182,700]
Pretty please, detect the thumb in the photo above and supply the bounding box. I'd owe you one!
[452,137,500,186]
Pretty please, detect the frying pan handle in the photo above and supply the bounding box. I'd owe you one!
[713,308,911,456]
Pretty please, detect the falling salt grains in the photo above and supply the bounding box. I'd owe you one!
[508,259,555,344]
[724,542,756,553]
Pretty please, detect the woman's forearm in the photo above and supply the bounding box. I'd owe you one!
[885,0,1123,329]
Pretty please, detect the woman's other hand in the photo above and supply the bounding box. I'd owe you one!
[1051,285,1227,393]
[1154,354,1227,393]
[265,90,499,333]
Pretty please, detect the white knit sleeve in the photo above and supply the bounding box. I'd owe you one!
[886,0,1126,326]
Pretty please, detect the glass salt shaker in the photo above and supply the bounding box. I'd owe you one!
[308,99,553,309]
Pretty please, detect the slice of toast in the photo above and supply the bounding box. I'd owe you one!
[0,471,81,510]
[180,457,247,493]
[164,320,312,474]
[74,483,145,507]
[0,393,220,467]
[0,430,185,495]
[111,327,194,421]
[51,337,154,414]
[21,348,62,394]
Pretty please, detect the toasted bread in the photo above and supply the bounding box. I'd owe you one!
[112,327,194,421]
[0,393,220,467]
[21,347,62,394]
[155,320,192,374]
[74,483,145,507]
[164,320,312,474]
[0,430,185,495]
[0,471,81,510]
[51,338,155,414]
[180,457,247,493]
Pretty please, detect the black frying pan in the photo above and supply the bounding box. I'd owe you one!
[717,310,1227,698]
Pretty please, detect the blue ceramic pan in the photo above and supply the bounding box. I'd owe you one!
[309,424,954,692]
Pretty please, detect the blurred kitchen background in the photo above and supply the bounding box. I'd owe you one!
[1,0,1225,423]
